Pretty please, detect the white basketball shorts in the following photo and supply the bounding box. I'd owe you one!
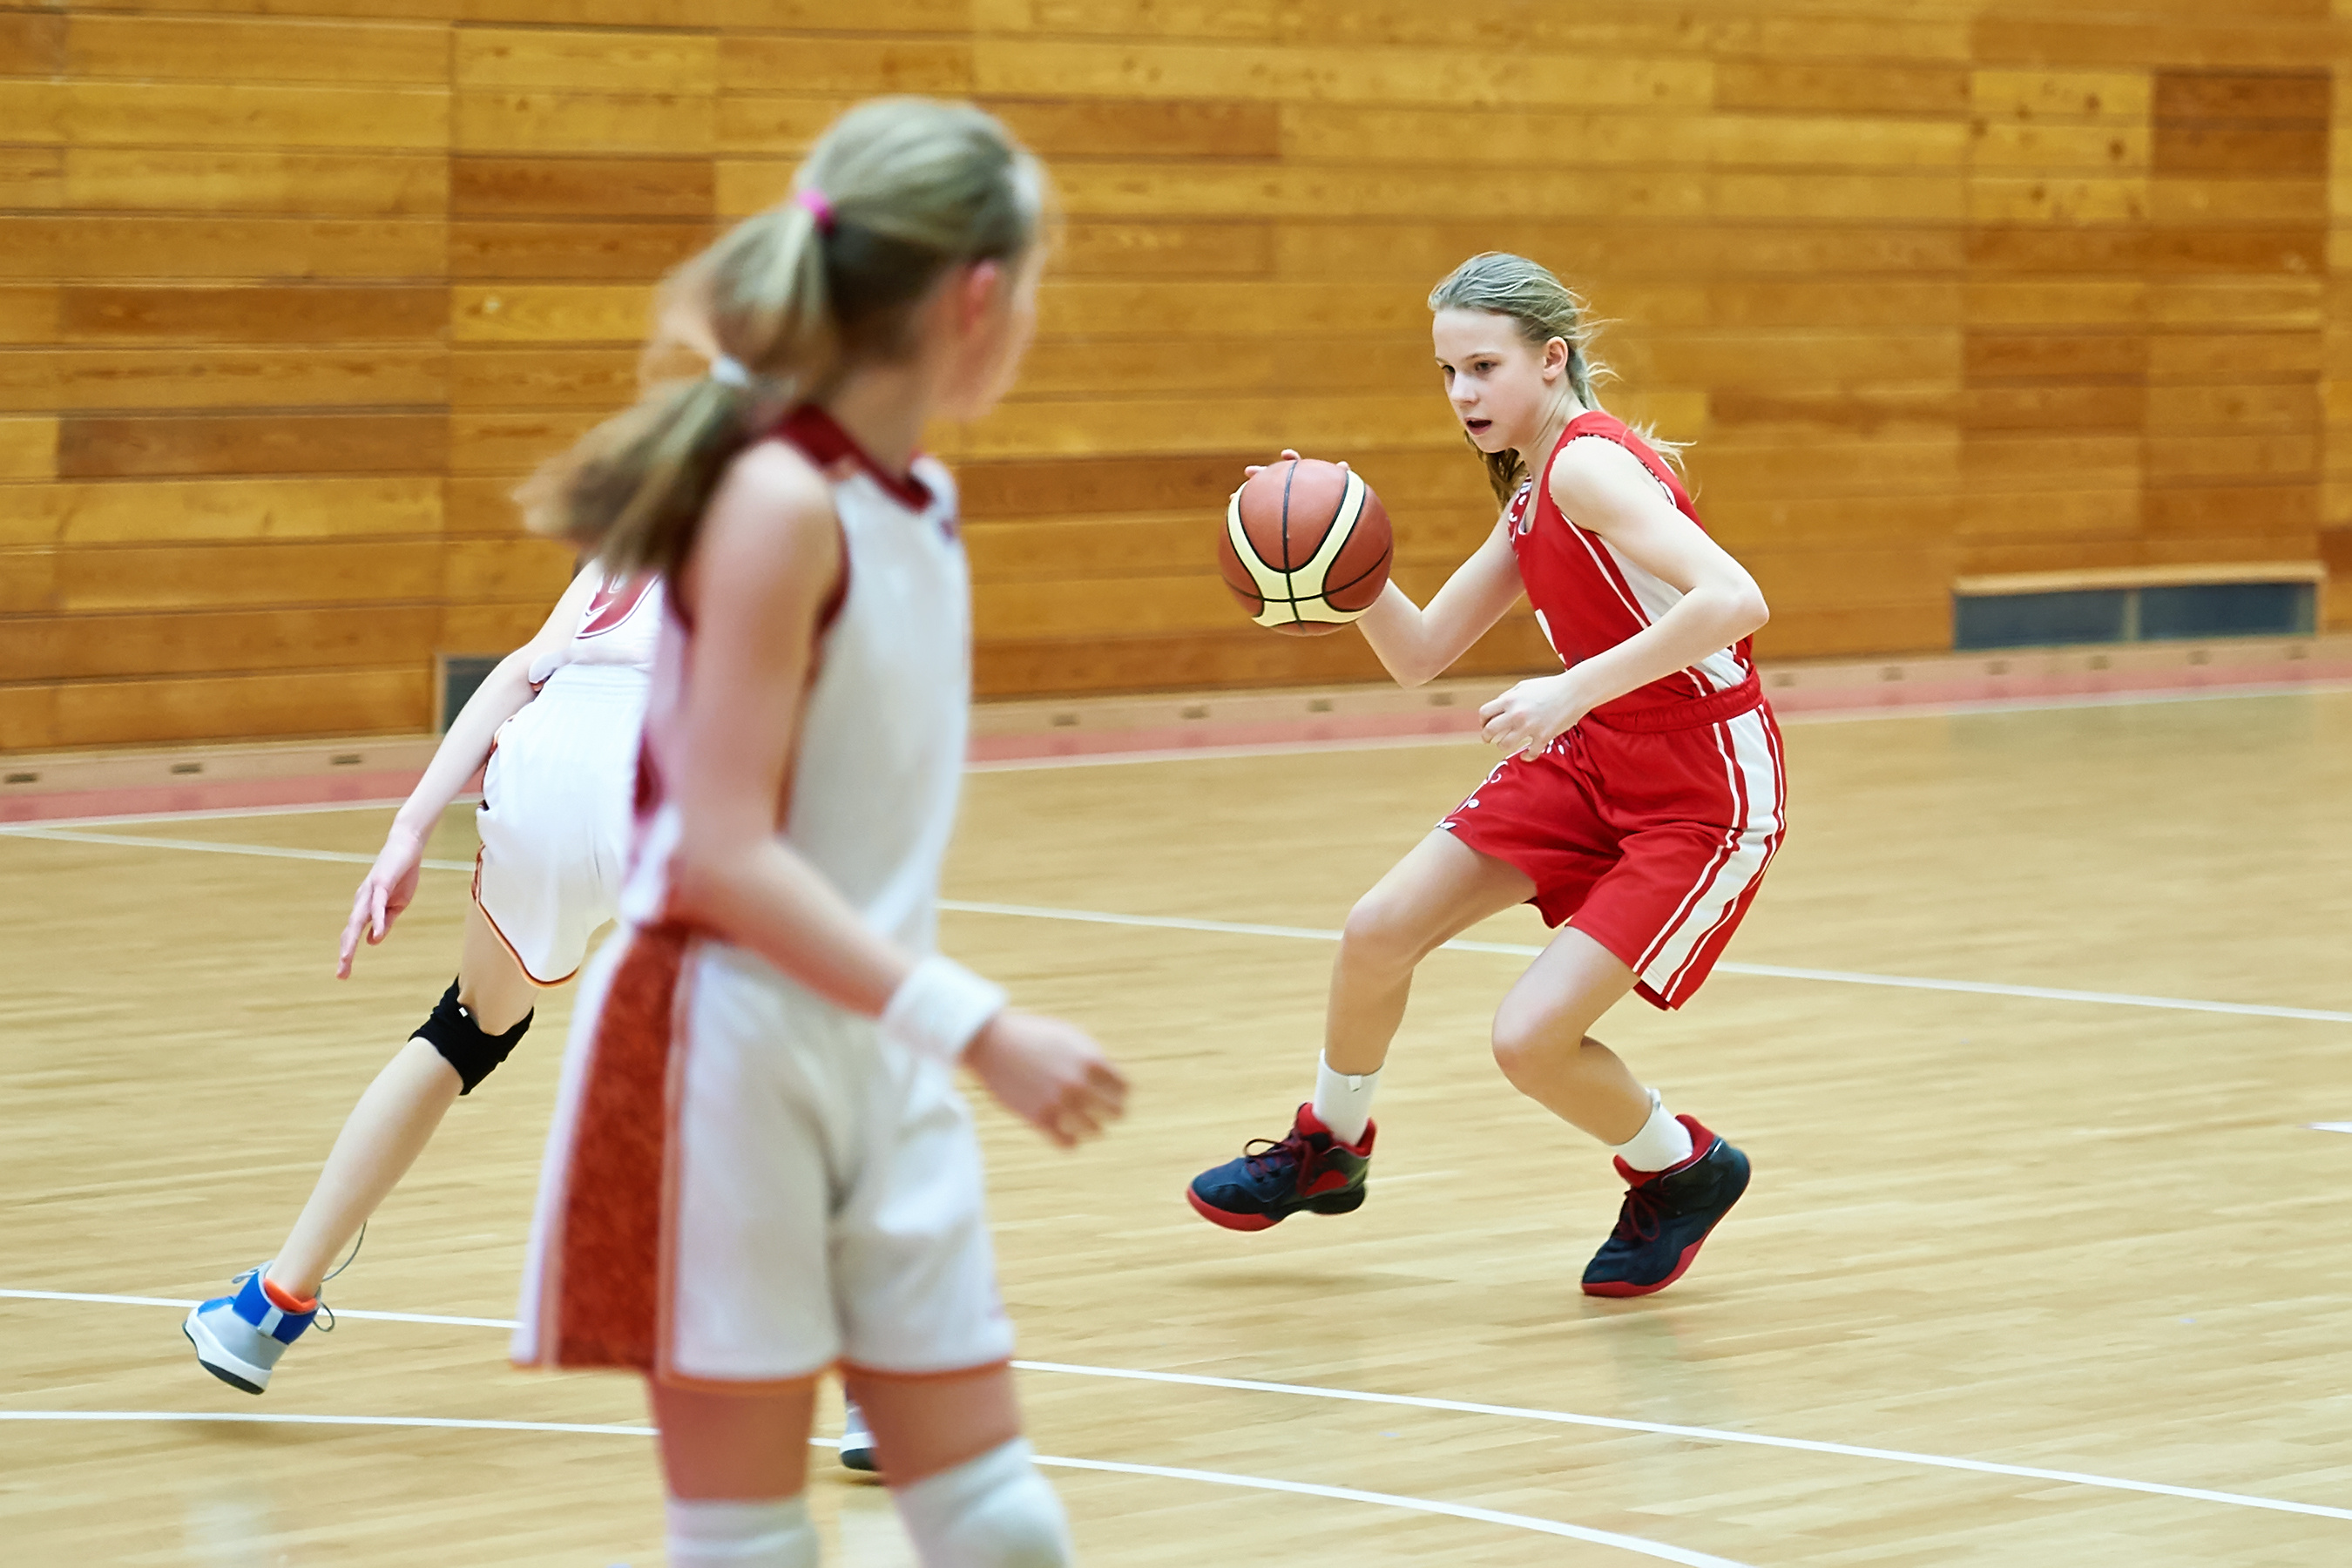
[472,664,646,986]
[513,928,1014,1383]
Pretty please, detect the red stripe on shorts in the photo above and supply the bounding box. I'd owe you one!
[552,923,690,1371]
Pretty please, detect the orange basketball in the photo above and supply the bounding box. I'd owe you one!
[1216,458,1394,637]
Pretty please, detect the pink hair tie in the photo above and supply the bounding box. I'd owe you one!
[794,186,835,234]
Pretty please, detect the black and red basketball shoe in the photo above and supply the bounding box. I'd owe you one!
[1580,1115,1749,1297]
[1186,1104,1374,1231]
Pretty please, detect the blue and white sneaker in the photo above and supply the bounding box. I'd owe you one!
[840,1398,877,1473]
[183,1264,321,1395]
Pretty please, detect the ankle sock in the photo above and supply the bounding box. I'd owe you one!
[1612,1090,1695,1173]
[1311,1053,1379,1146]
[665,1495,817,1567]
[259,1274,316,1315]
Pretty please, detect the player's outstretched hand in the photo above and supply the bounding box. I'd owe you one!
[335,821,429,979]
[1242,448,1349,480]
[1480,672,1591,760]
[965,1011,1129,1149]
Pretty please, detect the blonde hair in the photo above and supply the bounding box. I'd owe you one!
[524,98,1045,577]
[1428,252,1678,504]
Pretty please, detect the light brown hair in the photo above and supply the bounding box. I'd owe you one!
[1429,251,1676,504]
[524,98,1045,577]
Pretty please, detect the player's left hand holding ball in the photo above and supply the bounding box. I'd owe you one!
[1479,672,1592,760]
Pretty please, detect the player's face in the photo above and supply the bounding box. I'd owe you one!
[935,247,1044,422]
[1433,308,1552,454]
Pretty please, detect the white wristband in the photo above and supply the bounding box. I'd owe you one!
[881,955,1007,1064]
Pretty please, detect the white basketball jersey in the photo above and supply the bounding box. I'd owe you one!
[623,408,969,956]
[530,572,664,685]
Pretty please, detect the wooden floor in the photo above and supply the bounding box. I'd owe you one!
[3,689,2350,1567]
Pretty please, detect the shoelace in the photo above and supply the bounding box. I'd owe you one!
[1240,1129,1315,1184]
[1612,1179,1666,1244]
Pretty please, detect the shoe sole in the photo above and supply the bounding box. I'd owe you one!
[1186,1185,1365,1232]
[1580,1147,1752,1300]
[839,1445,879,1474]
[183,1309,270,1396]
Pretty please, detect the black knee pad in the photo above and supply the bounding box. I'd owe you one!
[415,978,532,1095]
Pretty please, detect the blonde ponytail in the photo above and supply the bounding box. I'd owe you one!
[524,98,1044,578]
[1427,252,1681,505]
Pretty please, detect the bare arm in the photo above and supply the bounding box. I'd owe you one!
[659,445,910,1013]
[335,564,605,976]
[1479,439,1769,757]
[664,444,1125,1146]
[1355,522,1525,688]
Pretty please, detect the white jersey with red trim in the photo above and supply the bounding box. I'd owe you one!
[621,406,967,956]
[529,572,664,685]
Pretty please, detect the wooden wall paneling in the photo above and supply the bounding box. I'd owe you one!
[449,284,658,344]
[0,547,57,614]
[44,348,447,412]
[47,667,432,749]
[56,286,446,347]
[445,410,604,476]
[62,83,451,152]
[0,420,57,483]
[452,156,714,218]
[447,347,641,410]
[35,477,443,546]
[64,15,449,85]
[0,218,449,280]
[442,537,578,604]
[61,151,450,217]
[56,414,449,480]
[447,220,713,280]
[0,9,64,76]
[54,541,445,614]
[720,36,973,97]
[0,149,64,211]
[0,605,443,682]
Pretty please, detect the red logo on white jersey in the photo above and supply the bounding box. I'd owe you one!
[578,574,654,639]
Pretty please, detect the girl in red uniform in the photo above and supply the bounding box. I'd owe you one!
[1188,253,1785,1297]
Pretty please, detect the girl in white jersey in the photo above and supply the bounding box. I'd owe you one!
[183,564,658,1394]
[510,100,1125,1568]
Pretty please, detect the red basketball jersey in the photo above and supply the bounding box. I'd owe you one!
[1503,411,1756,721]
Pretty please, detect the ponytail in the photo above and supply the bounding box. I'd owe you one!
[523,98,1044,578]
[1427,251,1682,505]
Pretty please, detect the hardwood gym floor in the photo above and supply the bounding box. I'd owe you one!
[3,689,2349,1566]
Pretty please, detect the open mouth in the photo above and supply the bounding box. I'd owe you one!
[1464,418,1492,436]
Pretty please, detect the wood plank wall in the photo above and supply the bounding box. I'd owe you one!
[2,1,2346,750]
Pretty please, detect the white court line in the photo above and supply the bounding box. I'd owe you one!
[934,899,2352,1025]
[4,1288,2344,1525]
[0,826,474,875]
[5,828,2344,1024]
[3,676,2344,827]
[0,1409,1752,1566]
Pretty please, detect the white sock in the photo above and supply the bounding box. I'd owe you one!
[892,1436,1071,1568]
[1311,1052,1379,1146]
[1611,1089,1695,1173]
[665,1495,819,1567]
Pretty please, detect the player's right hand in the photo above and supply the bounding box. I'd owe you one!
[1241,448,1349,480]
[335,822,429,979]
[964,1011,1129,1149]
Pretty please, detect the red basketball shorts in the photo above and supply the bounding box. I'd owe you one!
[1441,697,1787,1010]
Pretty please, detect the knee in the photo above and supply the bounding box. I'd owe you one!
[894,1438,1071,1568]
[415,977,533,1095]
[1489,997,1567,1088]
[1338,891,1430,980]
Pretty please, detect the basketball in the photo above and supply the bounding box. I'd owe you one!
[1218,458,1394,637]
